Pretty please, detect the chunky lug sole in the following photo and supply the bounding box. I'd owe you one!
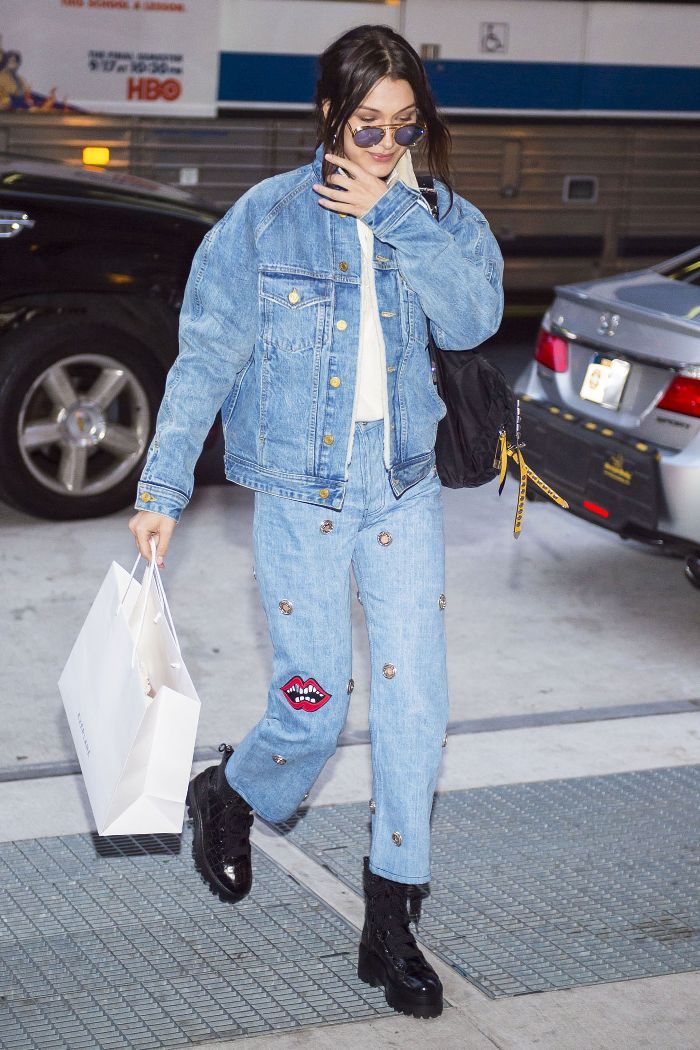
[357,940,443,1019]
[185,775,251,904]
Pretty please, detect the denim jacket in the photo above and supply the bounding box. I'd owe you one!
[134,140,504,520]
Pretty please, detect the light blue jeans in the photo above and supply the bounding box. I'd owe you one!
[225,419,449,884]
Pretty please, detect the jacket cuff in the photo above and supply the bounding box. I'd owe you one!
[134,480,188,523]
[359,180,424,238]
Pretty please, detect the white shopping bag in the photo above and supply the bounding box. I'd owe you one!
[59,538,201,836]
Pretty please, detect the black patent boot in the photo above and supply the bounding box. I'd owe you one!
[357,855,443,1018]
[185,743,254,903]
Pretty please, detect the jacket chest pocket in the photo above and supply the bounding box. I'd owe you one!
[260,271,332,353]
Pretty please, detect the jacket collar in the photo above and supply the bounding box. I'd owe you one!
[311,141,325,179]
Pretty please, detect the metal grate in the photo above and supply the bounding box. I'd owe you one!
[0,827,395,1048]
[272,766,700,998]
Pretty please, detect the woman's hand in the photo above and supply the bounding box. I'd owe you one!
[312,153,390,219]
[128,510,176,568]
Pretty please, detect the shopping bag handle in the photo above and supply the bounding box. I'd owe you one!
[150,548,182,655]
[120,543,153,612]
[120,538,182,664]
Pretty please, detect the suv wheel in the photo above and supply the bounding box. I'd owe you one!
[0,315,164,520]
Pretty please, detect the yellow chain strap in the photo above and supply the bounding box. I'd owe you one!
[493,427,569,537]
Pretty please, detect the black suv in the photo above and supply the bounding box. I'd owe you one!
[0,155,222,519]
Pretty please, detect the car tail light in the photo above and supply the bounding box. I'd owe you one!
[656,374,700,418]
[583,500,609,518]
[535,328,569,372]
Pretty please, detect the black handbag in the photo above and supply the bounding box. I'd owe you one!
[428,326,517,489]
[417,175,568,536]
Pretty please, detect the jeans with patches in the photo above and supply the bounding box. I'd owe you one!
[224,419,449,884]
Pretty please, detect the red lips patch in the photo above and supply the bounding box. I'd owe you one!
[281,676,331,712]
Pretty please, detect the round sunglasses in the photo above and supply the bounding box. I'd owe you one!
[347,121,427,149]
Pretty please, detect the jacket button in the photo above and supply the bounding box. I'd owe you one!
[278,600,293,615]
[439,594,446,610]
[336,319,347,331]
[272,754,287,765]
[338,261,348,271]
[382,663,396,679]
[140,492,154,503]
[391,831,403,846]
[329,376,341,388]
[288,289,300,304]
[319,489,329,499]
[320,519,333,533]
[323,434,334,445]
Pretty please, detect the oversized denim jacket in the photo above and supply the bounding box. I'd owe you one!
[134,140,504,521]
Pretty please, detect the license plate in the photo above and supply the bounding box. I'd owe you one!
[580,353,631,410]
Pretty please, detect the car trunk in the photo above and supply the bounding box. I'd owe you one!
[542,279,700,452]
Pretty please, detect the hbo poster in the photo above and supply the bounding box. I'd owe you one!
[0,0,219,116]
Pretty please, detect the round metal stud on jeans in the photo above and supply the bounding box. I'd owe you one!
[382,663,396,679]
[320,520,333,533]
[391,831,403,846]
[377,531,392,546]
[278,600,293,615]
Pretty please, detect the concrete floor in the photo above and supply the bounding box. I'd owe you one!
[1,460,697,773]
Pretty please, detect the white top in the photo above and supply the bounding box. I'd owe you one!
[354,148,421,421]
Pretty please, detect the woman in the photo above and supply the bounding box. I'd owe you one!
[0,51,31,111]
[129,24,504,1020]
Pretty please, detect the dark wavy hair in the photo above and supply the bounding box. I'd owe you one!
[314,24,455,217]
[0,51,22,72]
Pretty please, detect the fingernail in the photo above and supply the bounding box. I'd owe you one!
[157,557,164,568]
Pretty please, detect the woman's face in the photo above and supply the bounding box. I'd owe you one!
[325,76,417,180]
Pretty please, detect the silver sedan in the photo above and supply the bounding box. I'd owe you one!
[513,245,700,586]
